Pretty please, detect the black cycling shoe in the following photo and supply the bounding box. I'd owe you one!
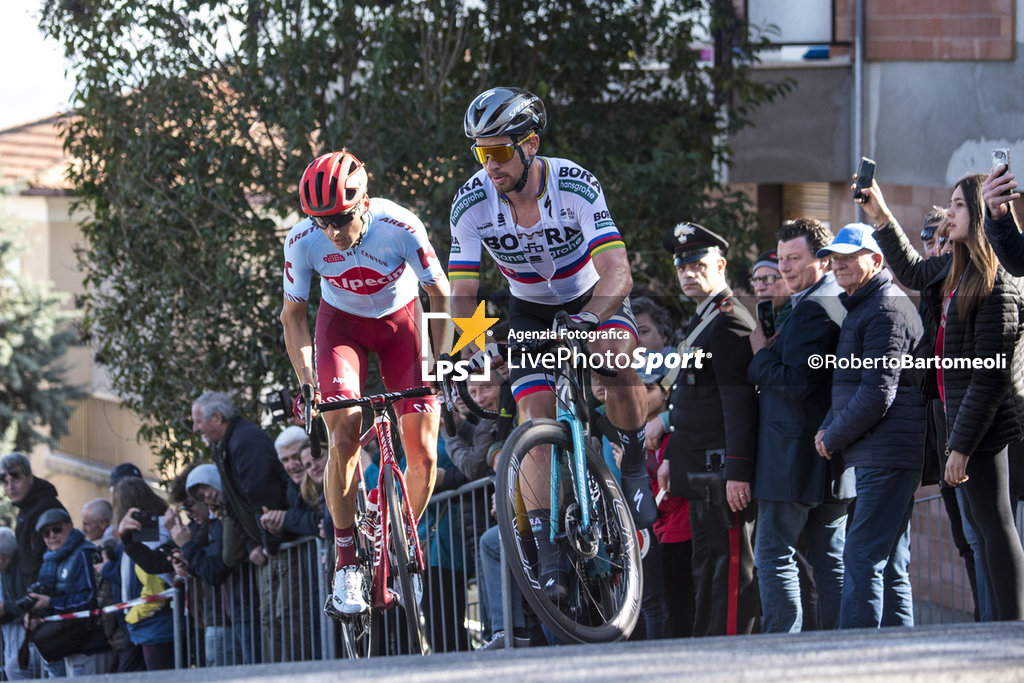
[541,573,569,604]
[620,474,659,528]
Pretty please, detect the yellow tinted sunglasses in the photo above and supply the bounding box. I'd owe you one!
[470,131,536,164]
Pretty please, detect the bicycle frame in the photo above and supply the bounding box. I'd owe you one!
[367,411,425,610]
[307,387,429,613]
[550,329,594,541]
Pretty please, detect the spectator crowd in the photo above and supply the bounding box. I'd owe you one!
[2,163,1023,674]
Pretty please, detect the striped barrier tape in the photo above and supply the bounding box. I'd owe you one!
[40,588,175,622]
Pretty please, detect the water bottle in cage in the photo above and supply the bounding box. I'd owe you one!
[360,487,380,540]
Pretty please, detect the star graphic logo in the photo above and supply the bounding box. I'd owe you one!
[450,301,499,355]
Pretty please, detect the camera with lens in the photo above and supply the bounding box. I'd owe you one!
[15,582,48,612]
[265,387,293,425]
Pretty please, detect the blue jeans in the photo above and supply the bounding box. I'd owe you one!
[205,625,236,666]
[754,499,848,632]
[839,466,919,629]
[476,525,524,636]
[956,485,992,621]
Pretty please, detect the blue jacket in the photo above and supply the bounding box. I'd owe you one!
[37,530,99,616]
[749,274,852,502]
[36,529,109,654]
[820,270,926,470]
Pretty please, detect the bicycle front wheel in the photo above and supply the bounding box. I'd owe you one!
[384,467,431,655]
[495,418,642,643]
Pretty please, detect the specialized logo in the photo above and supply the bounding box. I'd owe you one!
[322,264,406,294]
[421,300,499,382]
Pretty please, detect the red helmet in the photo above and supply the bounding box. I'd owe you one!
[299,151,368,216]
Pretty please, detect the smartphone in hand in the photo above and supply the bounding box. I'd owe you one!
[756,300,776,338]
[853,157,876,201]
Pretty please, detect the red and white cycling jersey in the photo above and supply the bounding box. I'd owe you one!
[448,156,625,304]
[283,197,444,318]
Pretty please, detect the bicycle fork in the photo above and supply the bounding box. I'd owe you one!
[551,384,592,541]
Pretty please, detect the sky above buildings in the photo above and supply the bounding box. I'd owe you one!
[0,4,76,130]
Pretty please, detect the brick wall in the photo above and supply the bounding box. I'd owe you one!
[833,0,1016,61]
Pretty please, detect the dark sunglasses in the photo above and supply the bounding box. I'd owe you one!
[41,525,66,538]
[312,210,358,231]
[1,470,22,483]
[470,131,536,164]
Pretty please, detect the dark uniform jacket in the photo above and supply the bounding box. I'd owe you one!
[667,289,758,497]
[748,274,850,503]
[876,219,1024,456]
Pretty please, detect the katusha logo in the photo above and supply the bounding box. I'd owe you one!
[322,264,405,294]
[422,301,499,382]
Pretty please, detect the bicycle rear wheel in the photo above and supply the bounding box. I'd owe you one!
[495,418,642,643]
[384,467,431,655]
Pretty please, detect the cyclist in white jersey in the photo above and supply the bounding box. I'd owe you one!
[449,87,658,602]
[281,151,449,618]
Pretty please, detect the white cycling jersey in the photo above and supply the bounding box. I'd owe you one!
[448,157,625,304]
[283,197,444,318]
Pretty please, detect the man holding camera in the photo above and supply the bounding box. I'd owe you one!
[652,223,760,636]
[0,453,66,597]
[25,508,112,676]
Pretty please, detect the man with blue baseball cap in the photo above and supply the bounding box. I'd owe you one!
[813,221,925,629]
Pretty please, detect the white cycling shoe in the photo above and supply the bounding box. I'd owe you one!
[325,565,368,619]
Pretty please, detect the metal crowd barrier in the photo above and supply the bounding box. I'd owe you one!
[169,481,1000,665]
[174,477,497,666]
[910,492,975,624]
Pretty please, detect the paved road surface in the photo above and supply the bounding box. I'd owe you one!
[86,621,1024,681]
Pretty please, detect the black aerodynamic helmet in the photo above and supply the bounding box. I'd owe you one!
[464,87,547,140]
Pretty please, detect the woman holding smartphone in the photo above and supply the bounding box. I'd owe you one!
[981,156,1023,275]
[858,172,1024,621]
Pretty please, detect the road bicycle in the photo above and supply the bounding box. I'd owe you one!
[439,311,642,644]
[301,384,432,657]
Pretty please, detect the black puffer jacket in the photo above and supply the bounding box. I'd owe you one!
[13,477,65,587]
[819,269,925,470]
[875,219,1024,456]
[984,209,1024,277]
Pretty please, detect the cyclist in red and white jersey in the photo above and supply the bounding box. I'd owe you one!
[449,87,657,602]
[281,151,449,618]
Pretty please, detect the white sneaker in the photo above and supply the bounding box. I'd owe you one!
[326,566,368,617]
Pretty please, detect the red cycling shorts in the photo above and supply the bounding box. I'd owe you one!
[314,298,438,416]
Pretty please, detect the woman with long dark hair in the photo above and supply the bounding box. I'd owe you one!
[112,477,176,669]
[861,172,1024,620]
